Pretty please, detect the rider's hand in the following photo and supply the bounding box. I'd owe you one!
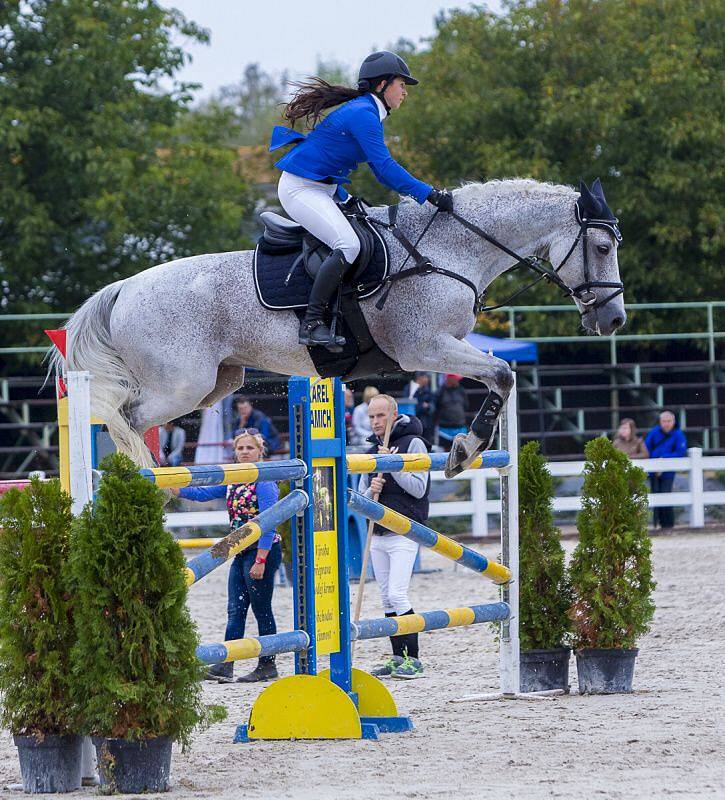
[427,188,454,213]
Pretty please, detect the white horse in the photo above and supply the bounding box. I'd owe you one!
[51,178,626,477]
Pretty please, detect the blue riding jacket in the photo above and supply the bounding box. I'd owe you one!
[269,94,432,204]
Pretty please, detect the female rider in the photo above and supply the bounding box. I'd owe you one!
[270,50,453,350]
[173,430,283,683]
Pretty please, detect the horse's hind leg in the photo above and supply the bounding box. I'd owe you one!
[198,364,246,409]
[398,334,514,478]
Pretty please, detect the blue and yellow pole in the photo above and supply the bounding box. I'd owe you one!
[347,490,511,584]
[139,459,307,489]
[353,603,510,641]
[197,630,311,664]
[346,450,509,475]
[184,489,308,586]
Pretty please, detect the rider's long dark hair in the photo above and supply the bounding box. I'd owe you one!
[284,77,364,128]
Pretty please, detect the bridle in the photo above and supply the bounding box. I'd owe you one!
[362,198,624,317]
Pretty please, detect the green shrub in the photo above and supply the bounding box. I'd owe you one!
[70,453,224,745]
[0,478,78,735]
[569,437,656,649]
[518,442,572,650]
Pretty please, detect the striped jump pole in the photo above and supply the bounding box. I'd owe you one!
[347,490,511,584]
[346,449,509,475]
[139,459,307,489]
[185,489,308,586]
[197,630,311,665]
[352,603,510,641]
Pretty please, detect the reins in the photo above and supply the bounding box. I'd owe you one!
[357,199,623,316]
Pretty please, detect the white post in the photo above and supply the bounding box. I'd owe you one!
[499,376,520,695]
[688,447,705,528]
[65,371,98,784]
[471,471,488,538]
[66,371,93,515]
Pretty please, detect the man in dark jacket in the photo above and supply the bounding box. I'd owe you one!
[233,396,281,454]
[644,410,687,529]
[435,373,468,450]
[357,394,429,679]
[413,372,435,443]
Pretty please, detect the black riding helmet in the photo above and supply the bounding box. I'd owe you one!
[357,50,419,90]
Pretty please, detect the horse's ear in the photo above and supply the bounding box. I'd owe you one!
[578,179,602,218]
[591,177,605,199]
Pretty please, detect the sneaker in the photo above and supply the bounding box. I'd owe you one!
[370,656,404,678]
[391,656,424,679]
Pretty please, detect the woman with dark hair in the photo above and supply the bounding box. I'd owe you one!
[270,50,453,350]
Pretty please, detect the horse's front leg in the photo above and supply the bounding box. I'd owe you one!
[398,335,514,478]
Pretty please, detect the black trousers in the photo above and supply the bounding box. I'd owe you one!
[650,474,675,528]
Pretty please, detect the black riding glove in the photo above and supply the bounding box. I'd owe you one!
[427,188,454,213]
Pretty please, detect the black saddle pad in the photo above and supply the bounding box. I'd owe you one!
[253,218,389,310]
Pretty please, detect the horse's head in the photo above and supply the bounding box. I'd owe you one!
[549,179,626,336]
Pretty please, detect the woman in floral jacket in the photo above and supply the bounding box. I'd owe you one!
[174,430,282,683]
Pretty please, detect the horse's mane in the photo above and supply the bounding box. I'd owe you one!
[454,178,577,200]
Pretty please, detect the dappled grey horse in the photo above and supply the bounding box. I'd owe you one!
[51,178,625,477]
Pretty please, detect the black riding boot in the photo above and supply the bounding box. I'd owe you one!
[299,248,349,349]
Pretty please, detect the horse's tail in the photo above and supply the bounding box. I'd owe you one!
[47,281,154,468]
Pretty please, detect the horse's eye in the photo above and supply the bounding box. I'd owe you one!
[597,244,610,255]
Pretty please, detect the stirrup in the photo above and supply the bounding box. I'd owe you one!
[299,319,346,350]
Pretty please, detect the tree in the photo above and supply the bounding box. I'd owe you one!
[0,0,256,329]
[70,453,223,745]
[388,0,724,327]
[518,441,571,650]
[568,437,655,649]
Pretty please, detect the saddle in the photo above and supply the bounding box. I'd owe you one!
[253,203,400,381]
[253,203,389,310]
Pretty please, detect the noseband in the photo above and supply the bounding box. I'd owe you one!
[363,198,624,317]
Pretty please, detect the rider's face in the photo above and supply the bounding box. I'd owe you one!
[382,76,408,109]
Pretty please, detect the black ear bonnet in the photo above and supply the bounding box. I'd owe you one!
[576,178,622,241]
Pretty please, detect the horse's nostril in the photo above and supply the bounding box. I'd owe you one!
[612,316,624,330]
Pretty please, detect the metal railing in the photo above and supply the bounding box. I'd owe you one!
[165,449,725,536]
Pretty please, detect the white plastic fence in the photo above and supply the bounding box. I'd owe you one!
[165,448,725,536]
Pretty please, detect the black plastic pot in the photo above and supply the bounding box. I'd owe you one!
[576,647,639,694]
[520,647,571,692]
[92,735,172,794]
[14,733,83,793]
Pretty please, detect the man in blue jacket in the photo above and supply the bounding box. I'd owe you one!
[644,410,687,529]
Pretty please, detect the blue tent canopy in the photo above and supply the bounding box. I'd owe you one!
[464,333,538,363]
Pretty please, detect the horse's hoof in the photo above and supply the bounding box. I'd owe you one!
[444,435,470,478]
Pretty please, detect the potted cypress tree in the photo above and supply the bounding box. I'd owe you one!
[569,437,656,693]
[518,441,572,692]
[0,478,82,793]
[70,453,224,793]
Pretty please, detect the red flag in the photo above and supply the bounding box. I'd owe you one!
[45,329,67,359]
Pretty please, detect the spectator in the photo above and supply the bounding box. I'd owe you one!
[413,372,435,443]
[233,395,281,454]
[158,421,186,466]
[435,373,468,450]
[644,410,688,530]
[344,388,356,443]
[351,386,379,445]
[172,430,282,682]
[405,372,424,399]
[612,418,649,459]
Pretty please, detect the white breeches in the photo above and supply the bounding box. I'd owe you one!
[278,171,361,263]
[370,534,419,615]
